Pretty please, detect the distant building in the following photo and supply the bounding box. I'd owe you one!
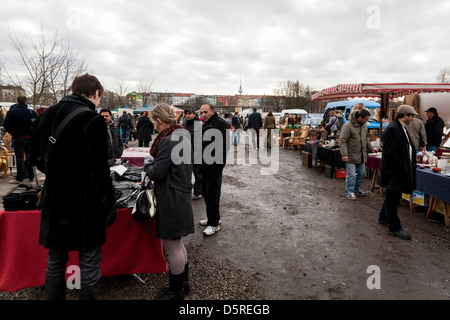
[0,85,26,102]
[173,93,195,105]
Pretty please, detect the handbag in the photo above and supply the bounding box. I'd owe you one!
[132,172,156,222]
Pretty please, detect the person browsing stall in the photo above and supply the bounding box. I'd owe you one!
[378,105,417,240]
[100,108,123,166]
[30,74,117,300]
[339,108,377,200]
[146,103,194,300]
[424,107,444,153]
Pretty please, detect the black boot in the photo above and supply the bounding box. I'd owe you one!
[154,272,185,300]
[183,262,190,295]
[161,263,190,295]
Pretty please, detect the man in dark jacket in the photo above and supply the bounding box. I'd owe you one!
[424,107,444,153]
[100,108,123,166]
[3,96,37,184]
[248,108,262,148]
[184,109,203,200]
[199,104,230,236]
[378,105,417,240]
[118,111,133,144]
[30,74,117,299]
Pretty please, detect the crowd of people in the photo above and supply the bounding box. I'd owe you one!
[1,74,231,301]
[1,73,447,300]
[337,103,446,241]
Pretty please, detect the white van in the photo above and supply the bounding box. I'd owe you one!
[279,109,309,126]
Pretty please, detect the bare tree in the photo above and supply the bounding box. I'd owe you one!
[436,68,450,83]
[7,25,87,106]
[46,38,87,104]
[113,80,129,108]
[137,80,154,106]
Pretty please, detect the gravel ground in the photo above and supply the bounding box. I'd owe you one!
[0,243,266,300]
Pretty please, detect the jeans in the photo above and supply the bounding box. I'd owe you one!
[232,129,241,145]
[13,137,34,182]
[121,128,131,144]
[378,189,403,232]
[345,162,365,195]
[45,247,102,300]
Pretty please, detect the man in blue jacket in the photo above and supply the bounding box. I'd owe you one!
[3,96,37,184]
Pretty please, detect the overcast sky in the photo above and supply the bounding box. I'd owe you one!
[1,0,449,96]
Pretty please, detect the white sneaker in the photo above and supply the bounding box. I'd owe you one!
[203,225,221,236]
[199,218,222,226]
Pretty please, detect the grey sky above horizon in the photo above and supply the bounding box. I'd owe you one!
[1,0,449,96]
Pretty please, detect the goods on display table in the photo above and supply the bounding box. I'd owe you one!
[413,149,450,226]
[303,140,345,179]
[0,164,168,292]
[121,147,151,167]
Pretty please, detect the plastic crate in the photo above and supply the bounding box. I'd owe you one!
[335,169,347,179]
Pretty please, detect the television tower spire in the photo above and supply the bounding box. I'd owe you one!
[238,72,243,95]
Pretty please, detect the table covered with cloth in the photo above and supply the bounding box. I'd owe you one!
[121,147,151,167]
[0,208,167,292]
[415,167,450,203]
[415,167,450,226]
[316,146,345,170]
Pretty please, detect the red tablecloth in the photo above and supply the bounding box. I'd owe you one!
[366,155,382,170]
[121,147,150,167]
[0,208,168,292]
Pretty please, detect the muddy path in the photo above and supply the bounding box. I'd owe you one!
[186,142,450,300]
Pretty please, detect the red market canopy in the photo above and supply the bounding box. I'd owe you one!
[312,82,450,134]
[311,83,450,102]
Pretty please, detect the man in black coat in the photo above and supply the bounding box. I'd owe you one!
[424,107,445,153]
[118,111,133,145]
[30,74,117,299]
[199,104,230,236]
[184,108,203,200]
[3,96,37,183]
[378,105,417,240]
[248,108,262,148]
[100,108,124,166]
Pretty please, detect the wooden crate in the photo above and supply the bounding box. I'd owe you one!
[302,151,312,168]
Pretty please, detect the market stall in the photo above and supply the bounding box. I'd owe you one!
[303,142,345,178]
[415,167,450,226]
[0,208,167,292]
[311,82,450,136]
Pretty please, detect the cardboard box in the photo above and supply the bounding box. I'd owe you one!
[302,151,312,168]
[402,190,429,207]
